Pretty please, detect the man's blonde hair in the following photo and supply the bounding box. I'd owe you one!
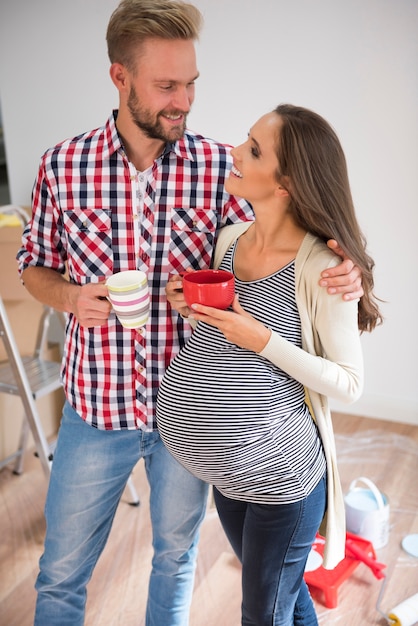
[107,0,203,71]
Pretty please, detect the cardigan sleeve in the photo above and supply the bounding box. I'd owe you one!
[259,303,363,402]
[259,239,364,403]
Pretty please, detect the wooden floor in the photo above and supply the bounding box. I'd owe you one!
[1,413,417,626]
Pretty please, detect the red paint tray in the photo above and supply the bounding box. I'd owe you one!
[303,531,376,608]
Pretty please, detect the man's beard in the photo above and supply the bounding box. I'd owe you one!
[127,86,187,143]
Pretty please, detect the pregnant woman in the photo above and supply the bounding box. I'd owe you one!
[157,104,382,626]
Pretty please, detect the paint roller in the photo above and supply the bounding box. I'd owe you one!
[377,574,418,626]
[386,594,418,626]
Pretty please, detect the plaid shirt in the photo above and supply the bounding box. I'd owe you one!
[17,111,253,431]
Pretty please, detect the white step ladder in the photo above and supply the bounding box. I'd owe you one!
[0,298,62,474]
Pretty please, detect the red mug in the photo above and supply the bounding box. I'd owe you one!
[182,269,235,310]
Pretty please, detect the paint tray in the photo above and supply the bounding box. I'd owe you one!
[304,531,376,608]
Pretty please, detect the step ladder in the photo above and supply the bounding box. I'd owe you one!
[0,295,139,505]
[0,297,62,475]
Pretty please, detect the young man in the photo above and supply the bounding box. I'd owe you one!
[17,1,362,624]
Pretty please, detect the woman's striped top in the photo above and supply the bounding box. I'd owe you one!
[156,242,326,504]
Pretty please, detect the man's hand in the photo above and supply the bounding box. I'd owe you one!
[70,282,112,327]
[21,266,112,327]
[165,271,193,318]
[320,239,364,300]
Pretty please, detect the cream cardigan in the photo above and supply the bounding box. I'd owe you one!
[213,222,363,568]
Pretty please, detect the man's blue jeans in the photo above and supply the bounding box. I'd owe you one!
[34,402,209,626]
[213,475,327,626]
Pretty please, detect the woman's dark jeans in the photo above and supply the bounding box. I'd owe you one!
[213,474,327,625]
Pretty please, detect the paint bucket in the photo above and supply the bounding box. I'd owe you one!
[344,477,389,549]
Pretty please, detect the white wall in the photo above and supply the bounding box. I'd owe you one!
[1,0,417,424]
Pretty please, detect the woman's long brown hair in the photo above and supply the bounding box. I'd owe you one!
[273,104,382,332]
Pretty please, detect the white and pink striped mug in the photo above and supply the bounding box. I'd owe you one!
[106,270,149,329]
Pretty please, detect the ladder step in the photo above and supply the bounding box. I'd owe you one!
[0,357,62,397]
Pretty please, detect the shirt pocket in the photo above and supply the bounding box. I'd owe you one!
[168,207,217,272]
[62,208,113,282]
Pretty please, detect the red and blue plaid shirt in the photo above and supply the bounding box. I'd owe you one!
[17,111,253,431]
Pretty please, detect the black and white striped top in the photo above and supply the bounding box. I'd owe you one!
[156,243,326,504]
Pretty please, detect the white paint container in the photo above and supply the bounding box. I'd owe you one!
[344,477,389,549]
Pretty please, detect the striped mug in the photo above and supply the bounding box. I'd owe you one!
[106,270,149,329]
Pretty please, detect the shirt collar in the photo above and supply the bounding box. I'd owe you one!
[104,110,196,163]
[100,111,124,160]
[172,134,196,162]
